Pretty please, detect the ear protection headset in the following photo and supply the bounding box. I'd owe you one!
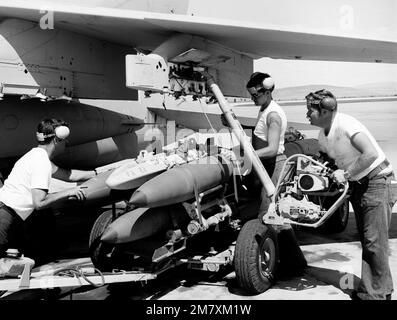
[261,77,275,90]
[36,125,70,142]
[305,90,337,111]
[247,72,275,94]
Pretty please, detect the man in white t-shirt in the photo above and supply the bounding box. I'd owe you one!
[306,89,397,300]
[0,118,97,257]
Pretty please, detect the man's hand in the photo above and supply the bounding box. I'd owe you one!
[33,186,87,210]
[67,187,87,201]
[331,169,348,184]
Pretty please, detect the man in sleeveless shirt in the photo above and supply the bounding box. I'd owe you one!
[306,89,397,300]
[246,72,288,217]
[223,72,288,214]
[223,72,307,274]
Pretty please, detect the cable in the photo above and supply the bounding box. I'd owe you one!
[198,97,216,134]
[54,266,106,288]
[77,267,106,288]
[199,97,252,192]
[198,96,239,152]
[198,96,250,198]
[198,96,230,154]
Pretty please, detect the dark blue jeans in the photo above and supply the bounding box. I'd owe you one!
[259,154,287,216]
[258,154,307,272]
[350,173,397,300]
[0,202,25,257]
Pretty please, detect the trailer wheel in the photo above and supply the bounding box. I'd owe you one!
[234,219,279,294]
[322,199,349,233]
[89,210,117,271]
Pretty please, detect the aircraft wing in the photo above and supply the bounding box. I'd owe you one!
[0,1,396,63]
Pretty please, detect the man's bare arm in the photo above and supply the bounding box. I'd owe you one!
[346,132,379,177]
[52,163,96,182]
[31,187,86,210]
[255,112,282,159]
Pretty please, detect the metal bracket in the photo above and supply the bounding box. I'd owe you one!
[152,238,187,263]
[262,202,285,226]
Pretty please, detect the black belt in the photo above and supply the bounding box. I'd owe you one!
[354,159,393,184]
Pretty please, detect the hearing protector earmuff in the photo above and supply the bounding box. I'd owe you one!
[306,90,337,111]
[36,125,70,142]
[248,72,275,93]
[262,77,275,90]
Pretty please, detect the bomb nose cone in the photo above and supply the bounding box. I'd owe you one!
[129,190,148,207]
[100,227,118,243]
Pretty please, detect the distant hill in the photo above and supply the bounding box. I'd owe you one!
[273,83,397,101]
[356,82,397,97]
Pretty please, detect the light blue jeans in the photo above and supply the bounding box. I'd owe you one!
[350,173,397,300]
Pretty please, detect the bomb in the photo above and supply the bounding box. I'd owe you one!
[129,155,234,208]
[100,205,188,244]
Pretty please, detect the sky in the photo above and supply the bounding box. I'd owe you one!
[188,0,397,88]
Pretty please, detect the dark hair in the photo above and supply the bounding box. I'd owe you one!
[246,72,275,92]
[314,89,336,100]
[36,118,69,145]
[306,89,337,112]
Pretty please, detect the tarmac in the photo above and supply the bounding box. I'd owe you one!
[1,209,396,300]
[157,240,397,300]
[155,240,397,301]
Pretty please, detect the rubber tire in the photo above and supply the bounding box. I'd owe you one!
[234,219,279,294]
[322,199,349,233]
[89,210,117,271]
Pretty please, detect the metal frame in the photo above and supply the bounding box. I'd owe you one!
[263,154,349,228]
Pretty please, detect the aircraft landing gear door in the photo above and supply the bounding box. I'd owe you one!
[234,220,279,294]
